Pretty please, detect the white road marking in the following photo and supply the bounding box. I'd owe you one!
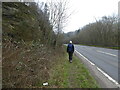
[96,67,120,86]
[97,50,117,57]
[75,49,120,87]
[75,50,95,65]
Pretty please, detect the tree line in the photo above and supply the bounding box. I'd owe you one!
[64,15,119,48]
[2,1,69,88]
[3,0,68,48]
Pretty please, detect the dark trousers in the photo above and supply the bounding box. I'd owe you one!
[68,52,73,61]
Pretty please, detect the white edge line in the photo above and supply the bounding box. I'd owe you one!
[75,49,120,87]
[75,50,95,66]
[97,67,119,86]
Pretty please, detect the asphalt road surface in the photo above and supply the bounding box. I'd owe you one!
[74,45,119,83]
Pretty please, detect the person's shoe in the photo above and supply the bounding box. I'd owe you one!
[70,60,72,63]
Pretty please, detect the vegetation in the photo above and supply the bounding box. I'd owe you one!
[64,15,119,49]
[2,1,68,88]
[41,48,99,88]
[3,40,61,88]
[3,0,117,88]
[3,2,55,46]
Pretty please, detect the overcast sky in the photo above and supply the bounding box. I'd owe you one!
[63,0,119,33]
[38,0,119,33]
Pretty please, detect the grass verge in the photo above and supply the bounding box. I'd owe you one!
[79,44,120,50]
[43,51,100,88]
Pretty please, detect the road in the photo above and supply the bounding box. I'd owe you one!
[74,45,119,84]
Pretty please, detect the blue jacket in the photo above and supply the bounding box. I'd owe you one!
[67,43,74,53]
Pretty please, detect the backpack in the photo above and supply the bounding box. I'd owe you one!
[68,44,73,52]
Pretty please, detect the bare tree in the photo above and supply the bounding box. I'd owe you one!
[47,0,70,46]
[65,15,118,47]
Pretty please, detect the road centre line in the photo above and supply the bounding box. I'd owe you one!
[96,50,117,57]
[75,49,120,87]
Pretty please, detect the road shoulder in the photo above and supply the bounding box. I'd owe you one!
[74,50,120,88]
[46,52,99,88]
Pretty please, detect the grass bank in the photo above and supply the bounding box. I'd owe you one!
[37,47,100,88]
[2,39,64,88]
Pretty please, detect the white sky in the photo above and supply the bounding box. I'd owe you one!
[38,0,119,33]
[63,0,119,33]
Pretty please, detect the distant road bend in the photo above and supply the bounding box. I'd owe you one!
[74,45,119,84]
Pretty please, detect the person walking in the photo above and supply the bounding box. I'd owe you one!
[67,41,74,63]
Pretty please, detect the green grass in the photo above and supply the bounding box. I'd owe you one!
[79,44,120,50]
[46,53,100,88]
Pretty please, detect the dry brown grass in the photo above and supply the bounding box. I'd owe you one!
[2,39,63,88]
